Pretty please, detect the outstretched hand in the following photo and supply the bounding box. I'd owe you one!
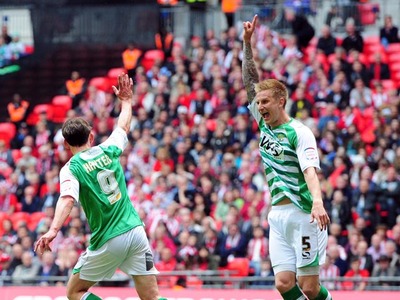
[112,73,133,102]
[243,15,258,43]
[310,201,330,231]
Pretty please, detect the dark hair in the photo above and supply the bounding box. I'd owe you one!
[62,117,92,147]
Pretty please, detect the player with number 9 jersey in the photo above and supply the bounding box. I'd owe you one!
[60,128,143,251]
[34,74,166,300]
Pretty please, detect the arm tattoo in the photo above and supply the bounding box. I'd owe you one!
[242,41,259,103]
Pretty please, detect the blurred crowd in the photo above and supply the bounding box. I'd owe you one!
[1,9,400,290]
[0,22,29,68]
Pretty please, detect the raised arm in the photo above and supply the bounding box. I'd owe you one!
[242,15,260,103]
[112,73,134,133]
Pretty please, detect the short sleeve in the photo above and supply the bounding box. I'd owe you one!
[295,126,320,172]
[247,100,262,124]
[59,164,80,202]
[100,127,128,151]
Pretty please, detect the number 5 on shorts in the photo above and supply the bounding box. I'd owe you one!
[302,236,311,259]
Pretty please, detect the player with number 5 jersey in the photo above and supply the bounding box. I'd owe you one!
[34,74,167,300]
[242,15,332,300]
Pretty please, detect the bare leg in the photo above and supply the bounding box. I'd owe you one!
[132,274,161,300]
[66,273,97,300]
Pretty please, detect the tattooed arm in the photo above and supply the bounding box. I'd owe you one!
[242,15,259,103]
[242,41,259,103]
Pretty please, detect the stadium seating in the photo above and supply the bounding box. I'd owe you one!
[10,212,30,231]
[28,211,46,231]
[89,77,112,92]
[107,67,126,87]
[386,43,400,54]
[141,50,165,71]
[0,122,17,146]
[26,104,54,126]
[381,79,396,91]
[51,95,73,123]
[11,149,22,164]
[357,3,379,26]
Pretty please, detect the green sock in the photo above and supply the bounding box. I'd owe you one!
[86,293,102,300]
[281,284,306,300]
[158,298,168,300]
[312,285,332,300]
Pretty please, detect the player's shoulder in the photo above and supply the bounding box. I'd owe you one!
[60,160,73,176]
[288,118,313,133]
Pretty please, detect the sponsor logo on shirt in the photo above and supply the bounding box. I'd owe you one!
[260,134,283,158]
[304,147,318,161]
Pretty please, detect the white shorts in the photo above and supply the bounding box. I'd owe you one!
[73,226,159,282]
[268,203,327,276]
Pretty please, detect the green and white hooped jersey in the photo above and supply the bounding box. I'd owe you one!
[59,127,143,251]
[248,101,320,213]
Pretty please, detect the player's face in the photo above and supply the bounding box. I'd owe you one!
[255,89,285,127]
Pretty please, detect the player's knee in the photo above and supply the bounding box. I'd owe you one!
[66,284,87,300]
[66,289,76,300]
[299,282,319,299]
[275,276,296,294]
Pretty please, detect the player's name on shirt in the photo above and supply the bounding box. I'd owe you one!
[82,154,112,173]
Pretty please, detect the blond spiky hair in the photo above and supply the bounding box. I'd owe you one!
[254,79,288,108]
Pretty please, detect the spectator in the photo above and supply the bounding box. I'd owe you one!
[351,179,376,221]
[16,146,37,174]
[122,43,143,79]
[325,79,349,110]
[10,122,30,150]
[342,255,369,291]
[155,247,178,287]
[376,167,400,227]
[36,251,60,286]
[289,86,313,119]
[341,19,364,54]
[384,240,400,269]
[0,180,18,215]
[7,93,29,125]
[8,34,26,60]
[20,185,41,213]
[349,60,370,88]
[327,244,348,276]
[355,240,374,274]
[11,251,40,285]
[318,103,339,133]
[349,78,372,110]
[247,225,268,276]
[0,36,12,67]
[319,253,341,290]
[284,7,315,50]
[2,218,17,245]
[1,24,12,44]
[327,190,352,230]
[371,254,399,287]
[6,243,23,276]
[155,28,174,61]
[367,233,386,263]
[368,53,391,84]
[63,71,87,108]
[173,175,196,210]
[317,25,337,56]
[282,35,302,61]
[217,223,247,267]
[0,139,14,170]
[380,15,400,45]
